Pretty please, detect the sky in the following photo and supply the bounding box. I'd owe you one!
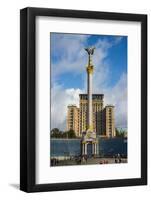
[50,33,127,131]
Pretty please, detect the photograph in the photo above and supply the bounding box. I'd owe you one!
[20,7,147,192]
[50,32,128,167]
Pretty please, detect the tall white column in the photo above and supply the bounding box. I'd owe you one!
[83,48,99,158]
[85,48,95,131]
[87,71,93,130]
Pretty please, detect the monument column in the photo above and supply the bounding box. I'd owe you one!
[87,65,93,130]
[85,47,95,131]
[81,47,99,157]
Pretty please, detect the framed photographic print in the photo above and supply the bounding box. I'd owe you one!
[20,7,147,192]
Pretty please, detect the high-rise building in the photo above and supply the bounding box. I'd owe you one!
[103,105,116,137]
[66,105,80,137]
[66,95,115,138]
[79,94,104,136]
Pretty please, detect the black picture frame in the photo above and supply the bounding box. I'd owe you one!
[20,7,147,192]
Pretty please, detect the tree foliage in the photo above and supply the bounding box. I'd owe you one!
[115,128,127,137]
[51,128,76,138]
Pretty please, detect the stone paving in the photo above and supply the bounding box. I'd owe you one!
[51,157,127,167]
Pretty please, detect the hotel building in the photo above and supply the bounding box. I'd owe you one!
[66,94,115,138]
[102,105,116,137]
[66,105,80,137]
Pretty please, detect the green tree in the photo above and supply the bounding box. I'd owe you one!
[51,128,77,138]
[115,128,120,137]
[63,129,76,138]
[68,129,76,138]
[51,128,62,138]
[115,128,126,137]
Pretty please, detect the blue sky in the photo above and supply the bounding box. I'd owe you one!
[50,33,127,131]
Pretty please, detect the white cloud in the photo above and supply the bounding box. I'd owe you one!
[103,73,127,128]
[51,73,127,131]
[51,83,83,130]
[51,33,90,78]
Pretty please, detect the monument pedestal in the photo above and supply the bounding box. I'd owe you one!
[81,130,99,157]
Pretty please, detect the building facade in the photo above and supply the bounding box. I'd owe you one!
[79,94,104,136]
[66,105,80,137]
[66,94,115,138]
[103,105,116,137]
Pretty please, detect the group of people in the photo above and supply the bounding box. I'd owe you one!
[75,155,88,164]
[51,153,123,166]
[51,158,59,166]
[114,153,122,163]
[99,160,109,164]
